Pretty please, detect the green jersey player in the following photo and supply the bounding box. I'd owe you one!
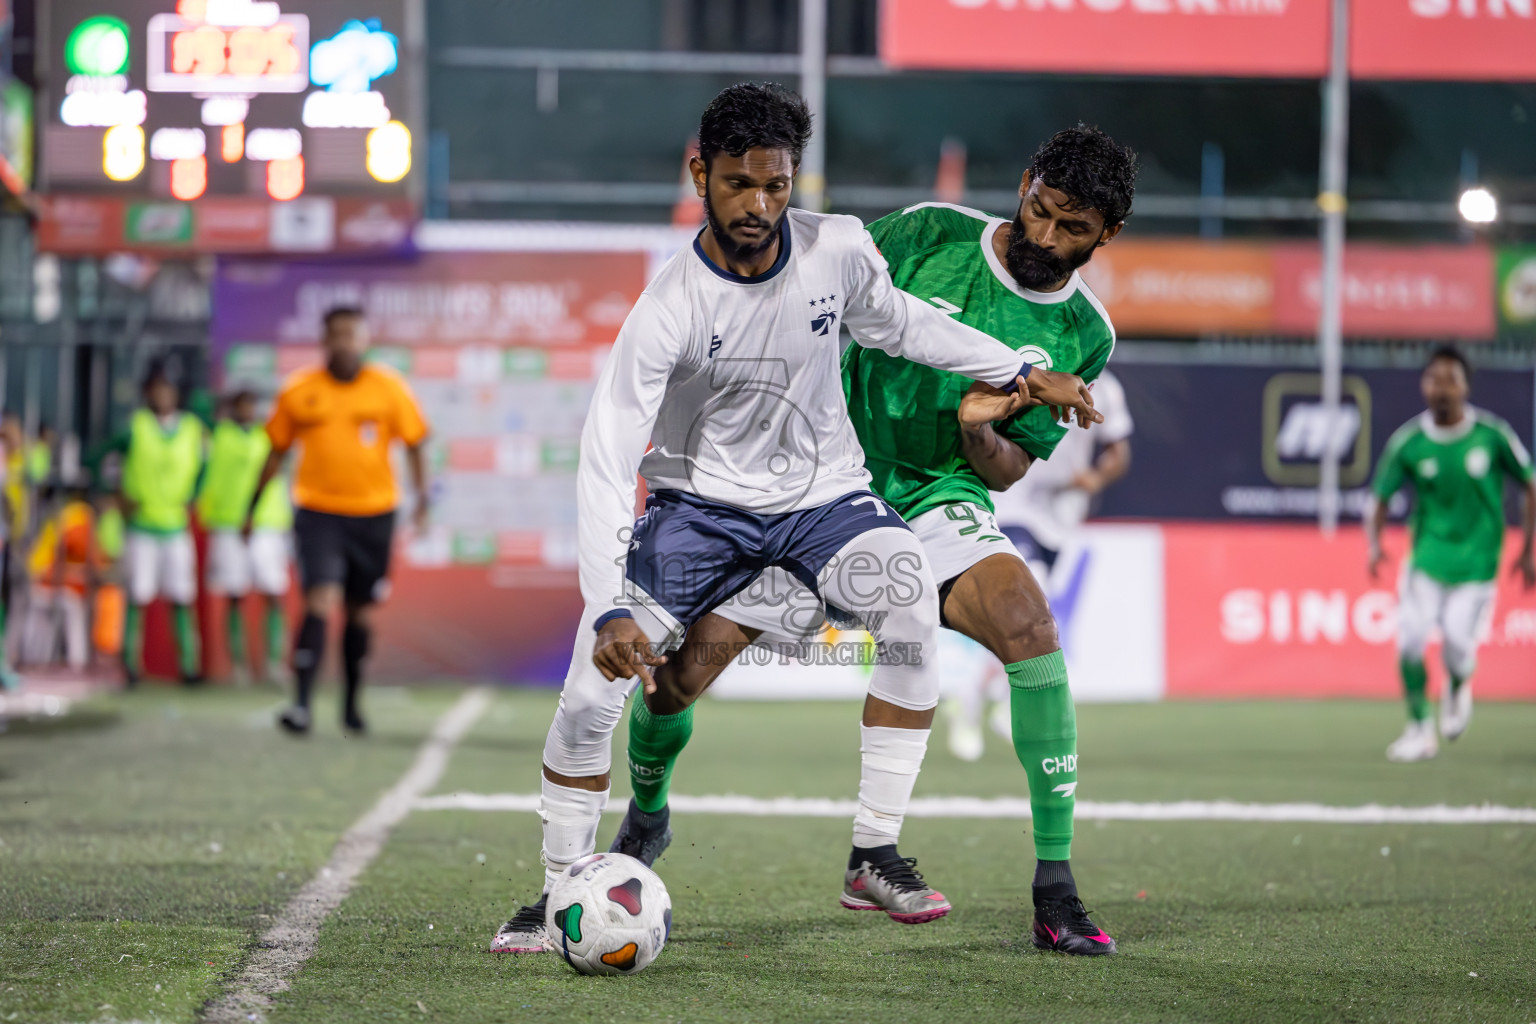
[837,125,1134,955]
[1367,346,1535,763]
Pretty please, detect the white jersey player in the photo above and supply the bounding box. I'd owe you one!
[490,83,1102,954]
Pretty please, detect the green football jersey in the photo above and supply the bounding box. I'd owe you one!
[1371,409,1534,584]
[842,202,1116,520]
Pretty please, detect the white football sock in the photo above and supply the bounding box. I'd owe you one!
[539,776,608,893]
[852,725,930,849]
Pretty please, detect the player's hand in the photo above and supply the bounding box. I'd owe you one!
[1071,469,1105,495]
[957,379,1031,426]
[412,496,430,534]
[240,511,255,541]
[1024,368,1103,428]
[1512,548,1536,591]
[593,616,667,694]
[1367,546,1389,581]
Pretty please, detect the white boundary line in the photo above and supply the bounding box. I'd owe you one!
[203,689,493,1024]
[413,791,1536,825]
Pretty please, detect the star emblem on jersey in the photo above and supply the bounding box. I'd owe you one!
[809,295,839,336]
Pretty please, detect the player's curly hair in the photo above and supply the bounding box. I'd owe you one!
[1028,124,1138,226]
[1427,344,1470,376]
[698,82,813,171]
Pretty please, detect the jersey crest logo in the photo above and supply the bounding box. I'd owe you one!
[708,334,722,359]
[1465,446,1490,479]
[1019,344,1054,370]
[809,295,839,336]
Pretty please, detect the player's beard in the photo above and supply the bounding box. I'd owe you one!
[1003,210,1095,291]
[702,187,783,265]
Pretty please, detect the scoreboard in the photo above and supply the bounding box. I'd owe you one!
[41,0,420,205]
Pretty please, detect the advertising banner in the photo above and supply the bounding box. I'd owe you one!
[879,0,1330,78]
[1163,524,1536,699]
[1497,246,1536,331]
[1098,362,1535,521]
[212,251,647,683]
[1271,243,1496,339]
[1080,240,1274,336]
[1351,0,1536,81]
[213,251,646,350]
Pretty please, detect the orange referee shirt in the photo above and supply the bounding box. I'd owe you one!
[266,363,429,517]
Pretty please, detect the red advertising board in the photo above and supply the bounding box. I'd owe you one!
[1352,0,1536,81]
[1271,243,1495,339]
[1164,524,1536,700]
[879,0,1330,77]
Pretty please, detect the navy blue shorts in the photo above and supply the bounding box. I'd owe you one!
[1002,524,1058,572]
[610,488,907,633]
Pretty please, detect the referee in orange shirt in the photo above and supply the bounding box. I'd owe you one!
[245,306,430,735]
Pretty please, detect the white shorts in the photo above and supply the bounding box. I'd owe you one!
[1397,565,1496,678]
[717,500,1024,643]
[905,501,1025,588]
[205,529,291,597]
[125,531,197,605]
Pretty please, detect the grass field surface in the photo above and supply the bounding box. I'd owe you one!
[3,686,1533,1023]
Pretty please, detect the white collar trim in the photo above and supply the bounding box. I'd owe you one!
[981,219,1082,304]
[1418,409,1475,443]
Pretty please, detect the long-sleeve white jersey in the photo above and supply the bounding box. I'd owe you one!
[577,208,1034,615]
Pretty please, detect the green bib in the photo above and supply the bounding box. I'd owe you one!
[197,420,291,530]
[123,410,204,533]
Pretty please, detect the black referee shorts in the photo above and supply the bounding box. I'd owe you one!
[293,507,396,605]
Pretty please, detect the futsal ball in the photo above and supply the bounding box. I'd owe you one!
[546,852,672,976]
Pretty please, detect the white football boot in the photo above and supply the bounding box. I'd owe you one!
[1439,682,1473,742]
[490,894,549,953]
[1386,720,1439,763]
[944,698,984,762]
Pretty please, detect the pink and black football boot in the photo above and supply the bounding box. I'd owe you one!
[841,846,952,924]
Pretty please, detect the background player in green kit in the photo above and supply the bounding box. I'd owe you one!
[199,388,293,685]
[104,367,207,687]
[838,125,1135,954]
[1367,346,1535,763]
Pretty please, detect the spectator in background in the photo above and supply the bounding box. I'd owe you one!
[0,425,16,690]
[199,387,293,685]
[100,367,207,688]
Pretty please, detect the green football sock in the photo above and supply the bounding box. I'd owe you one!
[173,605,201,677]
[226,601,247,671]
[124,604,144,676]
[1007,650,1077,862]
[1400,657,1429,721]
[627,698,694,813]
[265,599,286,666]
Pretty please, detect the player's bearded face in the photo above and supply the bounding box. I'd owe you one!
[1004,208,1099,290]
[703,184,785,262]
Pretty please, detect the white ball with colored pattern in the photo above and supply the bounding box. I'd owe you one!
[545,852,672,976]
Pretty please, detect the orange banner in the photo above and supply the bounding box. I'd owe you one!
[1080,240,1275,336]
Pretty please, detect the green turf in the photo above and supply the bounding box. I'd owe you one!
[3,688,1534,1024]
[0,684,459,1024]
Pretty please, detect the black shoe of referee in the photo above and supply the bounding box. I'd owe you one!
[279,705,312,735]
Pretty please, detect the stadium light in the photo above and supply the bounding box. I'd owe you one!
[1458,186,1497,225]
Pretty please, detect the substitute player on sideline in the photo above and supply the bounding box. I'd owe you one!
[1367,346,1535,763]
[199,387,292,685]
[108,367,206,687]
[490,83,1101,954]
[247,307,430,735]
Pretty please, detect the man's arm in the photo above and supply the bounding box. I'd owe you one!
[242,448,285,536]
[959,423,1033,491]
[1075,438,1131,495]
[405,442,429,532]
[1365,495,1391,580]
[841,229,1100,425]
[1513,478,1535,590]
[577,293,685,693]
